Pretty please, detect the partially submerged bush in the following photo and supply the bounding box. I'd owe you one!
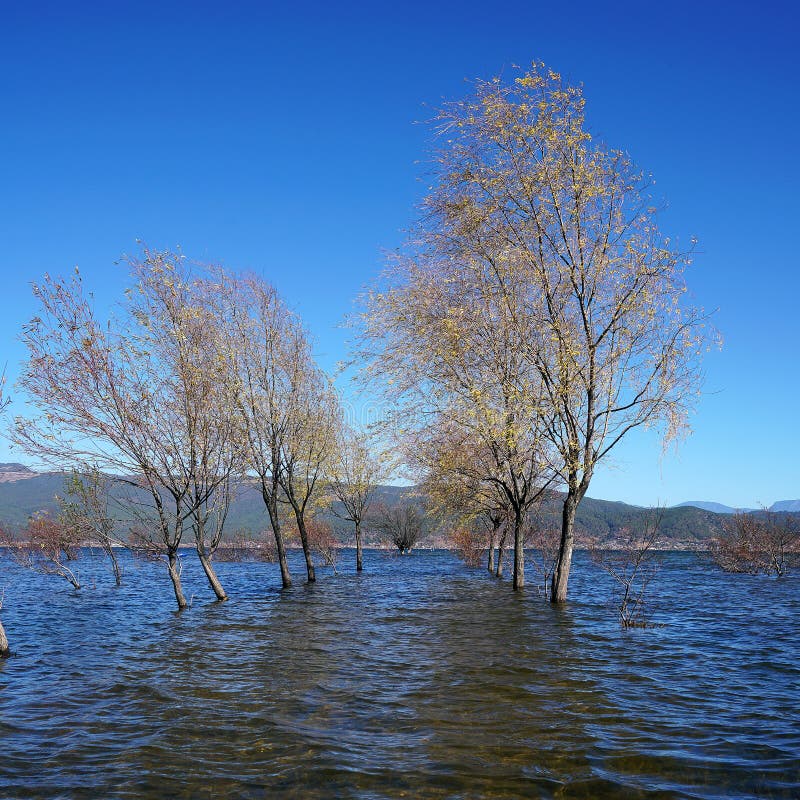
[710,511,798,576]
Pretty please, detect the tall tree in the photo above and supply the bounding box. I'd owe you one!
[278,366,340,583]
[381,61,710,601]
[14,250,241,608]
[216,274,310,588]
[358,247,555,589]
[328,426,385,572]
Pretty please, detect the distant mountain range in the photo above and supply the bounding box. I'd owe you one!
[676,500,800,514]
[0,463,797,549]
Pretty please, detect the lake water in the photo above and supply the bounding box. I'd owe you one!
[0,549,798,799]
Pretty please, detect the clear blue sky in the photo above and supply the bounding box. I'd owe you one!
[1,0,797,507]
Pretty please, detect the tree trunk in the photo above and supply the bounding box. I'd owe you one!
[551,490,579,603]
[168,552,189,609]
[107,544,122,587]
[295,513,316,583]
[195,516,227,601]
[0,619,9,658]
[512,510,525,591]
[273,527,292,588]
[264,491,292,588]
[496,528,507,577]
[197,549,227,601]
[355,519,363,572]
[487,525,497,573]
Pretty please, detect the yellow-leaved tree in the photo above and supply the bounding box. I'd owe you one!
[361,61,711,601]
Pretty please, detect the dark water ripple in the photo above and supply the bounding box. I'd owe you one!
[1,549,798,799]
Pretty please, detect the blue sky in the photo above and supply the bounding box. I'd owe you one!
[0,0,797,507]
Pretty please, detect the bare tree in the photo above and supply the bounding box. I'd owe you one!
[216,274,306,589]
[525,512,561,599]
[450,521,488,568]
[375,503,422,554]
[406,411,553,591]
[278,368,340,583]
[591,511,662,628]
[329,426,385,572]
[58,467,123,586]
[305,517,339,574]
[710,511,798,577]
[5,514,83,590]
[14,250,241,608]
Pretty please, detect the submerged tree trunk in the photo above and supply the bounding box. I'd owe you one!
[486,523,500,572]
[295,513,316,583]
[197,549,227,601]
[106,544,122,587]
[194,516,227,601]
[551,488,581,603]
[355,519,363,572]
[0,619,9,658]
[264,490,292,589]
[512,510,525,591]
[168,552,189,609]
[496,528,507,577]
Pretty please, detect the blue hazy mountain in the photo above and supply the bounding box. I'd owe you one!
[675,501,755,514]
[769,499,800,512]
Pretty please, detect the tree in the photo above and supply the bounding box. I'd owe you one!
[0,584,8,659]
[590,510,662,628]
[710,511,798,577]
[399,61,710,602]
[450,520,489,568]
[6,514,83,590]
[124,254,243,603]
[375,503,422,554]
[328,426,385,572]
[14,250,241,609]
[359,260,555,589]
[422,442,508,574]
[58,467,123,586]
[0,377,11,656]
[216,273,325,588]
[524,511,561,599]
[305,517,339,574]
[278,365,340,583]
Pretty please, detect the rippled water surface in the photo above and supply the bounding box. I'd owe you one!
[1,549,798,799]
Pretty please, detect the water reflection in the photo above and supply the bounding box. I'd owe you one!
[0,550,798,798]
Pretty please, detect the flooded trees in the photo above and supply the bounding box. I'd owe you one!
[591,511,662,627]
[6,514,83,590]
[329,428,385,572]
[216,274,335,588]
[365,61,709,602]
[710,512,799,576]
[15,251,242,609]
[360,249,554,589]
[376,503,422,554]
[279,367,340,584]
[217,276,297,588]
[59,467,122,586]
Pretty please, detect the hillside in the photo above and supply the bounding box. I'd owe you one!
[0,464,793,548]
